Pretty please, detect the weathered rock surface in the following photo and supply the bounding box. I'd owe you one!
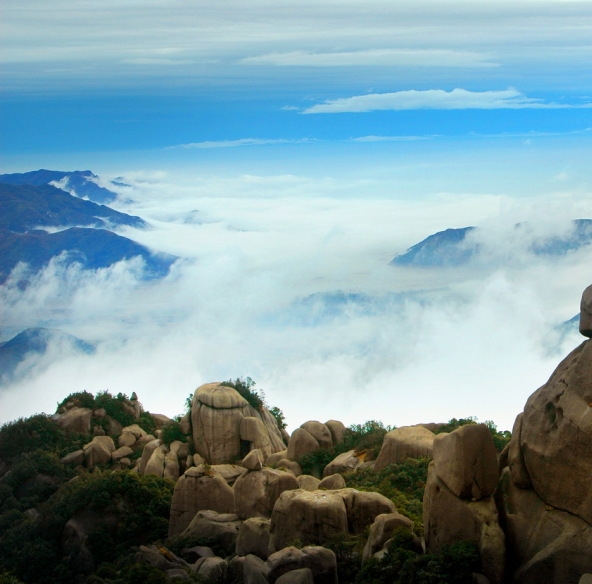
[236,517,271,559]
[580,284,592,337]
[82,435,115,470]
[243,448,265,471]
[322,450,363,477]
[60,449,84,466]
[196,557,228,581]
[518,339,592,524]
[275,458,302,476]
[267,546,337,584]
[498,467,592,584]
[243,554,269,584]
[324,420,346,446]
[268,488,395,554]
[297,475,321,491]
[432,423,499,500]
[362,512,415,561]
[55,407,93,434]
[234,467,299,519]
[191,382,286,464]
[276,568,314,584]
[287,428,320,460]
[111,445,133,462]
[374,425,435,472]
[424,462,505,584]
[168,466,235,537]
[300,421,333,449]
[241,417,274,459]
[338,489,396,534]
[268,490,348,554]
[138,438,161,475]
[318,473,345,490]
[144,444,167,477]
[180,510,241,557]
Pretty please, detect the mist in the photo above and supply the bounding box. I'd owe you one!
[0,169,590,432]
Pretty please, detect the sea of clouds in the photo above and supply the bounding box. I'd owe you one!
[0,169,590,432]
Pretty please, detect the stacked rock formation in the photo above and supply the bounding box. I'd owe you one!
[423,424,505,584]
[496,288,592,583]
[191,382,286,464]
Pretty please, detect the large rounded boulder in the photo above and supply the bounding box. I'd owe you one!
[518,339,592,524]
[191,382,286,464]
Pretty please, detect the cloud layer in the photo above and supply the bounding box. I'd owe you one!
[302,88,591,114]
[1,170,590,433]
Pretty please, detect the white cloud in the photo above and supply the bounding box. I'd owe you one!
[302,88,592,114]
[3,1,592,93]
[239,49,498,68]
[1,171,591,432]
[175,138,315,149]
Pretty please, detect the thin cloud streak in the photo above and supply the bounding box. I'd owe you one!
[302,88,592,114]
[239,49,498,68]
[176,138,316,149]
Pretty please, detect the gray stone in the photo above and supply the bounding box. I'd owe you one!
[432,424,499,500]
[276,568,314,584]
[579,284,592,337]
[236,517,271,559]
[374,425,435,472]
[267,546,337,584]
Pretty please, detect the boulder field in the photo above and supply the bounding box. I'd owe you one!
[7,287,592,583]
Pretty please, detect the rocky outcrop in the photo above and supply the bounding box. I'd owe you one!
[191,382,286,464]
[180,510,241,557]
[55,407,94,434]
[83,435,116,470]
[373,425,435,472]
[234,468,299,519]
[324,420,346,446]
[322,450,363,477]
[432,423,499,500]
[498,467,592,584]
[236,517,271,559]
[362,512,416,561]
[497,306,592,583]
[268,488,395,554]
[267,546,337,584]
[517,339,592,524]
[579,283,592,337]
[168,466,236,537]
[268,490,349,554]
[286,428,320,460]
[423,424,505,584]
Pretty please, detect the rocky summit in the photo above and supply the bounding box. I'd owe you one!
[1,291,592,583]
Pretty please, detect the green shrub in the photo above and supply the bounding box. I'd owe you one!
[160,420,187,446]
[355,536,480,584]
[298,420,392,478]
[221,376,264,410]
[344,458,429,534]
[0,415,87,462]
[56,390,96,411]
[138,411,157,436]
[0,471,174,584]
[221,377,287,432]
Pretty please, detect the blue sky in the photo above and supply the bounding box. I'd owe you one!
[2,0,592,173]
[1,1,592,429]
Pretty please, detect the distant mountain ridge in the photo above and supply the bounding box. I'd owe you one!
[392,219,592,267]
[0,327,95,384]
[0,182,145,232]
[0,169,121,204]
[0,227,175,283]
[0,176,177,284]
